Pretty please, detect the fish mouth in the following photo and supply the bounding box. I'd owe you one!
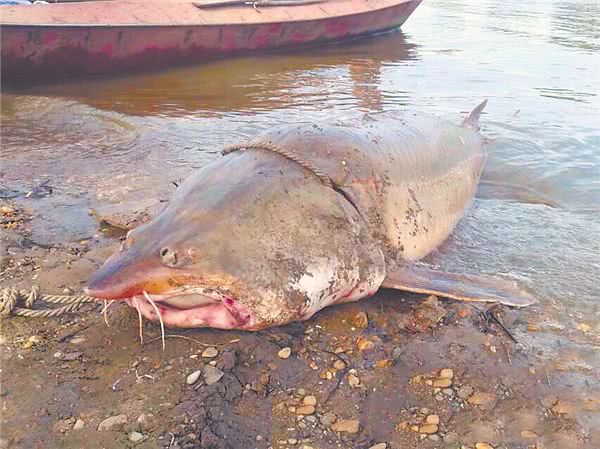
[121,287,256,330]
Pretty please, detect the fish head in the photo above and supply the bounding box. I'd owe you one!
[86,150,385,330]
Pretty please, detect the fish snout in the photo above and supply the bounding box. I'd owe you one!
[85,250,176,300]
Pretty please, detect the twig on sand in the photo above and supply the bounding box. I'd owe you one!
[488,306,519,344]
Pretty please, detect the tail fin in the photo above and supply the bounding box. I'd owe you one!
[463,99,488,131]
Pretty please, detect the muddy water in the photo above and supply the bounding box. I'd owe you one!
[1,0,599,447]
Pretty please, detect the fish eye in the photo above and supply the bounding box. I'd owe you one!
[160,247,179,267]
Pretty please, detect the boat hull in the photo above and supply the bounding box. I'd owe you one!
[1,0,421,85]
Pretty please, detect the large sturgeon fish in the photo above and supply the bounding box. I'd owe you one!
[86,101,535,330]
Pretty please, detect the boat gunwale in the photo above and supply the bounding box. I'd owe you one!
[0,0,416,27]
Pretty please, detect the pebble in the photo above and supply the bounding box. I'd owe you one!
[128,431,144,443]
[352,311,369,328]
[457,386,474,399]
[288,438,298,445]
[468,392,496,406]
[419,424,438,434]
[425,415,439,425]
[186,370,202,385]
[444,432,459,443]
[201,347,219,358]
[433,378,452,388]
[303,395,317,406]
[97,414,128,431]
[69,336,86,345]
[28,335,43,344]
[136,413,157,432]
[475,443,494,449]
[53,352,64,358]
[297,388,306,396]
[520,430,539,438]
[392,347,403,360]
[443,388,454,396]
[278,347,292,359]
[439,368,454,379]
[428,435,440,442]
[356,337,375,351]
[73,419,85,430]
[347,373,360,387]
[333,360,346,370]
[369,444,387,449]
[331,419,360,434]
[203,366,224,385]
[319,412,337,427]
[296,405,315,415]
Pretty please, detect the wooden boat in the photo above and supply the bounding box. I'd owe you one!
[0,0,422,85]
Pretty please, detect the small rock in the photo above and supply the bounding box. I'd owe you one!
[97,414,128,431]
[296,405,315,415]
[369,443,387,449]
[288,438,298,445]
[395,421,409,431]
[73,419,85,430]
[392,347,403,360]
[203,366,224,385]
[303,395,317,406]
[419,424,438,434]
[468,392,496,406]
[443,388,454,396]
[457,386,474,399]
[320,412,337,427]
[475,443,494,449]
[201,347,219,358]
[28,335,43,344]
[428,435,440,442]
[425,415,439,425]
[420,407,429,415]
[520,430,539,439]
[186,370,202,385]
[439,368,454,379]
[136,413,157,432]
[444,432,459,443]
[278,347,292,359]
[369,444,387,449]
[433,378,452,388]
[331,419,360,434]
[69,336,86,345]
[352,311,369,328]
[356,337,375,351]
[551,401,574,415]
[256,435,263,441]
[53,352,64,358]
[333,360,346,370]
[297,388,306,396]
[347,373,360,387]
[22,341,33,349]
[128,431,144,443]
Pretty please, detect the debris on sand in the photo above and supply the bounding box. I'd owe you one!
[97,414,128,431]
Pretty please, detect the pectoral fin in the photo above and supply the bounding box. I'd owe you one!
[382,264,536,308]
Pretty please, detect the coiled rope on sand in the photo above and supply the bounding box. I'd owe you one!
[0,286,96,318]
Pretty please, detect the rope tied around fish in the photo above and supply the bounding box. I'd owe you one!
[223,141,334,188]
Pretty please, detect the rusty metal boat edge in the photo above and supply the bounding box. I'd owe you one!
[0,0,422,86]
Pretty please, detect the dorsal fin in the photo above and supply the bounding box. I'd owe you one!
[463,99,488,131]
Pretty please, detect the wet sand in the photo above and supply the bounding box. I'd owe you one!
[1,201,598,449]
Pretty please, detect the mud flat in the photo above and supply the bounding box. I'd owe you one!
[1,201,599,449]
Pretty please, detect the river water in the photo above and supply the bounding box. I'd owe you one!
[1,1,599,346]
